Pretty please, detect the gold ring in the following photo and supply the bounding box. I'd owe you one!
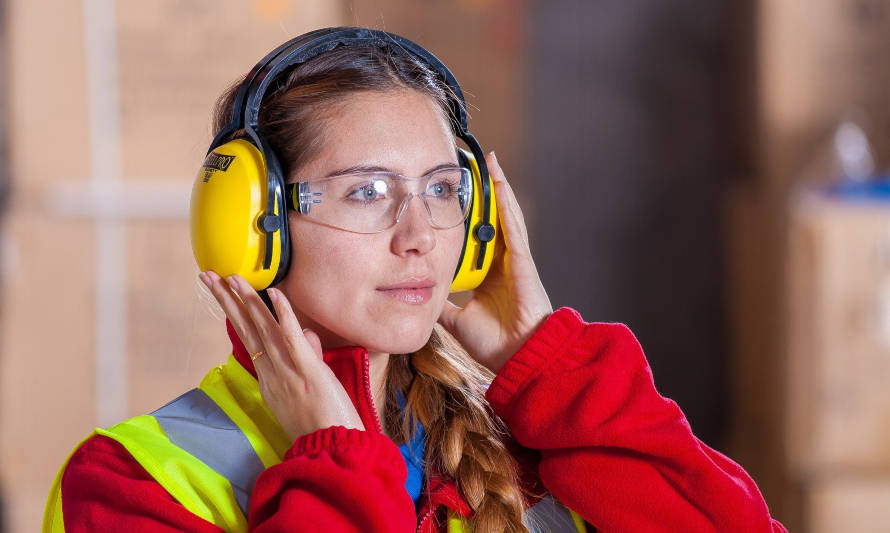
[250,350,265,361]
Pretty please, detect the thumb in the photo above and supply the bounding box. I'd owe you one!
[437,300,462,334]
[301,328,324,361]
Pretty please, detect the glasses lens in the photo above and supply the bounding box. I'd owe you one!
[299,167,472,233]
[423,168,472,229]
[303,175,398,232]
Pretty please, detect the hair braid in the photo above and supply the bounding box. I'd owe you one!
[384,325,530,532]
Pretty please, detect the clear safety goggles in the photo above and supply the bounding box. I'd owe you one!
[285,167,473,234]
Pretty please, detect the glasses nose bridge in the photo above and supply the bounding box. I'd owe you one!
[393,190,434,227]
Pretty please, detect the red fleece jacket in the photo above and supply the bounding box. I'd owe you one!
[55,307,786,532]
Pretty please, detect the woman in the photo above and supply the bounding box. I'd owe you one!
[44,28,786,532]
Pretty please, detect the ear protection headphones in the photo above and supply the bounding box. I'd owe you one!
[190,27,498,293]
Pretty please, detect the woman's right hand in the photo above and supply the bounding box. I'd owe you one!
[199,271,365,442]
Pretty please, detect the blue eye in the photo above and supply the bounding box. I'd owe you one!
[429,182,449,197]
[358,185,377,200]
[426,173,462,199]
[347,180,388,202]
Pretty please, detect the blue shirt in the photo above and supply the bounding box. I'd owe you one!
[395,390,425,508]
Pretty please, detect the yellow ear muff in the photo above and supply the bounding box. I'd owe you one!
[450,148,498,292]
[190,138,282,290]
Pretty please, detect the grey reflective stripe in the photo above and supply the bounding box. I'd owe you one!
[152,388,265,518]
[523,494,583,532]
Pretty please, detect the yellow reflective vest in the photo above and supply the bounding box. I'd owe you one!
[44,355,587,532]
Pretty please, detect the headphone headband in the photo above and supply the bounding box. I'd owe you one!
[209,27,471,153]
[209,28,334,151]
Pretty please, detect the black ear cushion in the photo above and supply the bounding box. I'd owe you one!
[254,135,291,286]
[456,148,472,213]
[452,148,473,281]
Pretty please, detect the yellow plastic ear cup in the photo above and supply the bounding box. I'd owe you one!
[190,139,282,290]
[450,149,498,292]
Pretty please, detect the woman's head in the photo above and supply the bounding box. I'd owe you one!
[213,45,465,354]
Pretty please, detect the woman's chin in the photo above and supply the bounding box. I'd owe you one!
[367,334,433,355]
[360,319,435,354]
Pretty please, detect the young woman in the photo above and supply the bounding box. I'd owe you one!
[44,28,786,532]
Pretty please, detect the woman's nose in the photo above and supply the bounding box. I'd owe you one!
[390,194,436,256]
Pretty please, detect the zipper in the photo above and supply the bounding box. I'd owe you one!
[364,352,435,531]
[361,352,384,434]
[416,506,436,533]
[416,481,450,532]
[363,351,444,532]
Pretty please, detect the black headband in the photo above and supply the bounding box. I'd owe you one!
[209,27,470,150]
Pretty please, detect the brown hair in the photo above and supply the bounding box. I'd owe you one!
[211,43,530,531]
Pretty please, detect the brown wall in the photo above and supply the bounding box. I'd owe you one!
[0,2,340,531]
[0,2,526,531]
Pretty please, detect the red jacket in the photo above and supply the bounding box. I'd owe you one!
[56,307,786,532]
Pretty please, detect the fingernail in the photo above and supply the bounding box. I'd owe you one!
[226,275,240,291]
[198,272,210,287]
[490,151,498,163]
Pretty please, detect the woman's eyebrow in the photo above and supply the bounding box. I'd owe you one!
[323,162,460,178]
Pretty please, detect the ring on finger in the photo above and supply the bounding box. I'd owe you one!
[251,350,265,361]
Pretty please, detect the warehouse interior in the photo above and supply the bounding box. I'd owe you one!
[2,1,889,531]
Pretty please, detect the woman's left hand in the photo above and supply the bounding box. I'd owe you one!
[437,151,553,375]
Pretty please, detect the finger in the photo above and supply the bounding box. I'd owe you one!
[200,271,265,357]
[266,287,317,369]
[437,299,462,333]
[486,152,531,253]
[488,152,528,226]
[226,274,291,372]
[488,152,528,237]
[301,327,324,362]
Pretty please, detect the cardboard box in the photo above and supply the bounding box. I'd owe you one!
[786,191,890,473]
[804,474,890,533]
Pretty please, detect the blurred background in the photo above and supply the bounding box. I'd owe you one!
[2,0,890,531]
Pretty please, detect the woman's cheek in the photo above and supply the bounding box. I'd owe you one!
[444,227,466,273]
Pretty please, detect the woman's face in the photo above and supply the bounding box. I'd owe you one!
[274,88,465,354]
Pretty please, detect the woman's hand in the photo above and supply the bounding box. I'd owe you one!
[199,271,365,442]
[437,152,553,375]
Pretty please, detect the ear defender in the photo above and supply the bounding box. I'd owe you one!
[190,138,288,290]
[189,27,498,293]
[450,148,498,292]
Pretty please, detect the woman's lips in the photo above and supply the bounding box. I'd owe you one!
[376,287,433,304]
[376,278,435,305]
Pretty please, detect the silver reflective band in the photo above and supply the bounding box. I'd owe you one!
[523,494,584,532]
[152,388,266,518]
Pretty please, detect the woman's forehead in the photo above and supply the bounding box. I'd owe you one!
[309,89,457,175]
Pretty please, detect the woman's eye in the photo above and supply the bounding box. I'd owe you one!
[357,185,377,200]
[427,181,454,197]
[347,180,388,201]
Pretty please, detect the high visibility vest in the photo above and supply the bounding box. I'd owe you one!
[44,355,588,533]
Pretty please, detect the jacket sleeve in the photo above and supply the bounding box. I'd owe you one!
[485,307,787,533]
[59,435,224,532]
[59,427,416,532]
[248,425,416,532]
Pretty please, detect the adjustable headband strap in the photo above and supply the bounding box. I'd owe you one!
[241,27,469,134]
[208,28,338,152]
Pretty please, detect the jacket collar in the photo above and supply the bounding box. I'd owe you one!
[225,319,473,528]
